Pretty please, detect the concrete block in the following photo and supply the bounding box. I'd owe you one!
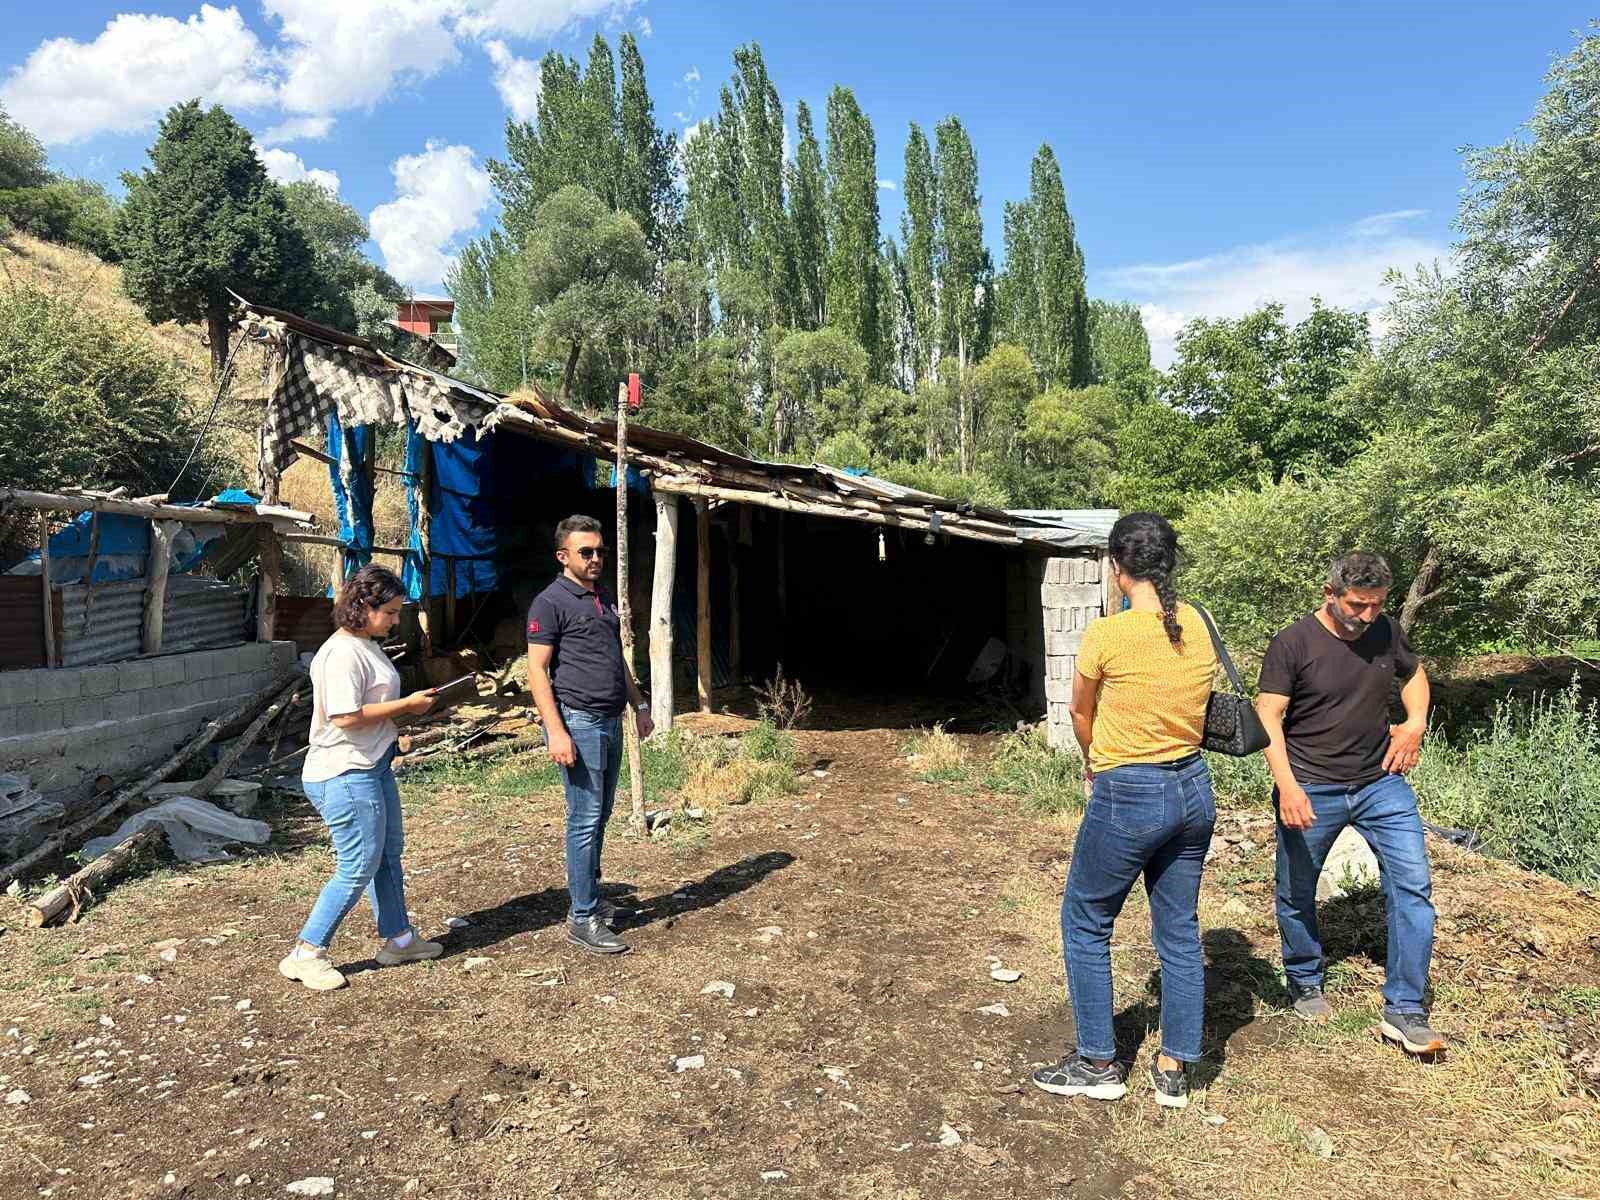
[82,665,121,698]
[0,706,15,737]
[104,692,142,722]
[65,698,105,728]
[140,688,187,717]
[269,640,297,672]
[151,656,186,688]
[184,651,221,683]
[1041,582,1102,610]
[1044,558,1070,585]
[1046,656,1071,680]
[234,642,272,672]
[36,670,82,703]
[19,701,65,736]
[117,660,156,692]
[0,669,41,708]
[1045,674,1073,702]
[1045,631,1085,656]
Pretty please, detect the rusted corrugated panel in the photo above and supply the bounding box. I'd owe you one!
[0,577,46,671]
[58,577,248,667]
[277,596,335,656]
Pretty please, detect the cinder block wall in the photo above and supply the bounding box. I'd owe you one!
[1041,555,1105,751]
[0,641,297,814]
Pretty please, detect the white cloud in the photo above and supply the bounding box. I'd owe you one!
[264,0,460,116]
[484,40,541,122]
[1094,212,1449,368]
[259,147,341,193]
[455,0,638,40]
[878,179,897,191]
[258,114,335,147]
[369,141,492,291]
[0,5,276,145]
[636,15,653,37]
[683,67,700,84]
[682,119,708,142]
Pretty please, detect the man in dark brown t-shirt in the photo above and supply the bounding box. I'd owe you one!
[1255,551,1443,1055]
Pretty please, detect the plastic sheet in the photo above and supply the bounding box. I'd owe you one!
[82,796,272,864]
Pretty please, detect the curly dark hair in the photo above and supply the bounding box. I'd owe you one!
[1108,512,1184,647]
[1327,551,1393,594]
[333,564,405,633]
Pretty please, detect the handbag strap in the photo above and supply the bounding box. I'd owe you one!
[1188,601,1248,697]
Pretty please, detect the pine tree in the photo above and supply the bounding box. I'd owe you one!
[901,123,938,392]
[824,86,882,376]
[789,100,828,329]
[118,100,315,374]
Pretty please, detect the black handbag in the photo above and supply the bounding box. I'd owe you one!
[1191,603,1271,757]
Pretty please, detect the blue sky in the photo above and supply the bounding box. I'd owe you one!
[3,2,1591,363]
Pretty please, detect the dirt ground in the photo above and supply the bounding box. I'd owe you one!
[2,711,1599,1200]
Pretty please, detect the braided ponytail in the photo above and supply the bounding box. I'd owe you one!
[1108,512,1184,648]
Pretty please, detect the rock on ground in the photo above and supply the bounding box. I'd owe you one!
[1317,827,1380,901]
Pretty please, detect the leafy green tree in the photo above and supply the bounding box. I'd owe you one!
[1087,300,1155,402]
[772,326,868,453]
[934,117,986,470]
[998,145,1089,387]
[901,122,939,392]
[970,343,1037,461]
[647,335,756,452]
[824,86,882,377]
[860,381,924,461]
[0,104,48,191]
[118,101,314,374]
[0,179,119,259]
[788,100,828,329]
[281,180,405,340]
[815,429,872,470]
[448,229,539,390]
[617,33,682,262]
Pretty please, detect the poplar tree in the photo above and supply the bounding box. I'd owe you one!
[901,123,938,391]
[934,116,985,469]
[824,86,882,376]
[789,100,828,329]
[731,43,795,324]
[1001,145,1089,387]
[618,32,682,263]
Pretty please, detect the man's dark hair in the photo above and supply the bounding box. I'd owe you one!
[1108,511,1184,647]
[555,514,603,550]
[333,564,404,632]
[1327,551,1393,594]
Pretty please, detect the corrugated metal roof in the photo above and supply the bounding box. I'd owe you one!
[1006,509,1120,550]
[58,576,248,667]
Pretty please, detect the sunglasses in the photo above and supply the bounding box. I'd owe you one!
[568,546,607,561]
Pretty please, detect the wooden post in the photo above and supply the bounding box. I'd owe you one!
[615,381,646,836]
[38,511,55,668]
[444,557,457,645]
[256,524,280,644]
[650,492,678,734]
[727,526,741,685]
[142,521,179,656]
[696,498,712,713]
[79,512,101,637]
[1099,550,1123,618]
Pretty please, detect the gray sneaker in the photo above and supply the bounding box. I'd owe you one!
[567,915,629,955]
[1379,1008,1446,1054]
[1289,982,1333,1023]
[1031,1056,1128,1101]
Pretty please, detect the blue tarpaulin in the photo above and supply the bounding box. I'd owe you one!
[14,506,227,585]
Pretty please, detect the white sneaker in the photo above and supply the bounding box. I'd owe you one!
[279,947,347,991]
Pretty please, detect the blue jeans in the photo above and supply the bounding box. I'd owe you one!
[1062,756,1215,1063]
[559,705,623,920]
[1275,774,1435,1013]
[299,746,410,948]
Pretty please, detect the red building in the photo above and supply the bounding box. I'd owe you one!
[395,299,457,352]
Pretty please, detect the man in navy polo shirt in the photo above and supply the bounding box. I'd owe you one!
[526,514,653,954]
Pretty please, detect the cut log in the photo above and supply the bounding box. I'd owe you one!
[0,669,302,890]
[25,829,161,927]
[142,520,178,655]
[650,493,679,733]
[392,731,545,774]
[190,676,304,798]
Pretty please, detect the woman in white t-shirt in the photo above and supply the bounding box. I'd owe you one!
[279,565,442,992]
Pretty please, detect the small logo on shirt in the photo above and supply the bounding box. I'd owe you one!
[527,619,541,635]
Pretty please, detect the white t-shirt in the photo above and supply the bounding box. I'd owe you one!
[303,633,402,783]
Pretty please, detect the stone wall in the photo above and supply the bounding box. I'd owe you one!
[1041,554,1107,751]
[0,641,298,835]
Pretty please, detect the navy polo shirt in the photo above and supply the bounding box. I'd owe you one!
[527,575,628,717]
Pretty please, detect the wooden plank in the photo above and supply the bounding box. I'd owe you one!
[38,512,55,668]
[650,492,678,733]
[279,532,410,557]
[696,498,711,713]
[141,520,178,656]
[0,488,297,527]
[615,380,645,836]
[255,524,280,644]
[1100,550,1123,617]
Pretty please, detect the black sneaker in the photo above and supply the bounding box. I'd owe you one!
[1031,1056,1127,1101]
[1378,1008,1446,1054]
[1148,1055,1189,1109]
[566,915,629,955]
[1288,982,1333,1023]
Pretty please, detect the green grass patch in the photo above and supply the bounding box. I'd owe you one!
[983,729,1083,816]
[1551,986,1600,1017]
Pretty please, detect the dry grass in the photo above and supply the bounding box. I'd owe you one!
[676,729,799,814]
[902,724,971,783]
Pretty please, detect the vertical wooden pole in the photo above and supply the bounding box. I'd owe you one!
[1099,550,1123,619]
[255,524,280,645]
[616,381,646,836]
[142,520,178,656]
[696,499,712,713]
[38,511,55,669]
[650,492,679,734]
[727,526,741,685]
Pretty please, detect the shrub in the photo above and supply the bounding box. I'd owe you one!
[983,728,1085,816]
[740,721,797,767]
[1412,681,1600,887]
[754,669,813,730]
[0,180,119,259]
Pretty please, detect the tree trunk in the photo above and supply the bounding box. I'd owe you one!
[615,381,646,837]
[650,493,679,733]
[561,340,583,401]
[206,307,231,378]
[1398,544,1444,636]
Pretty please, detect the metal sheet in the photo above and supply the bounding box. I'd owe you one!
[0,577,46,671]
[58,576,248,667]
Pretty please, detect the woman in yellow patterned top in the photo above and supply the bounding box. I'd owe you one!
[1032,512,1218,1111]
